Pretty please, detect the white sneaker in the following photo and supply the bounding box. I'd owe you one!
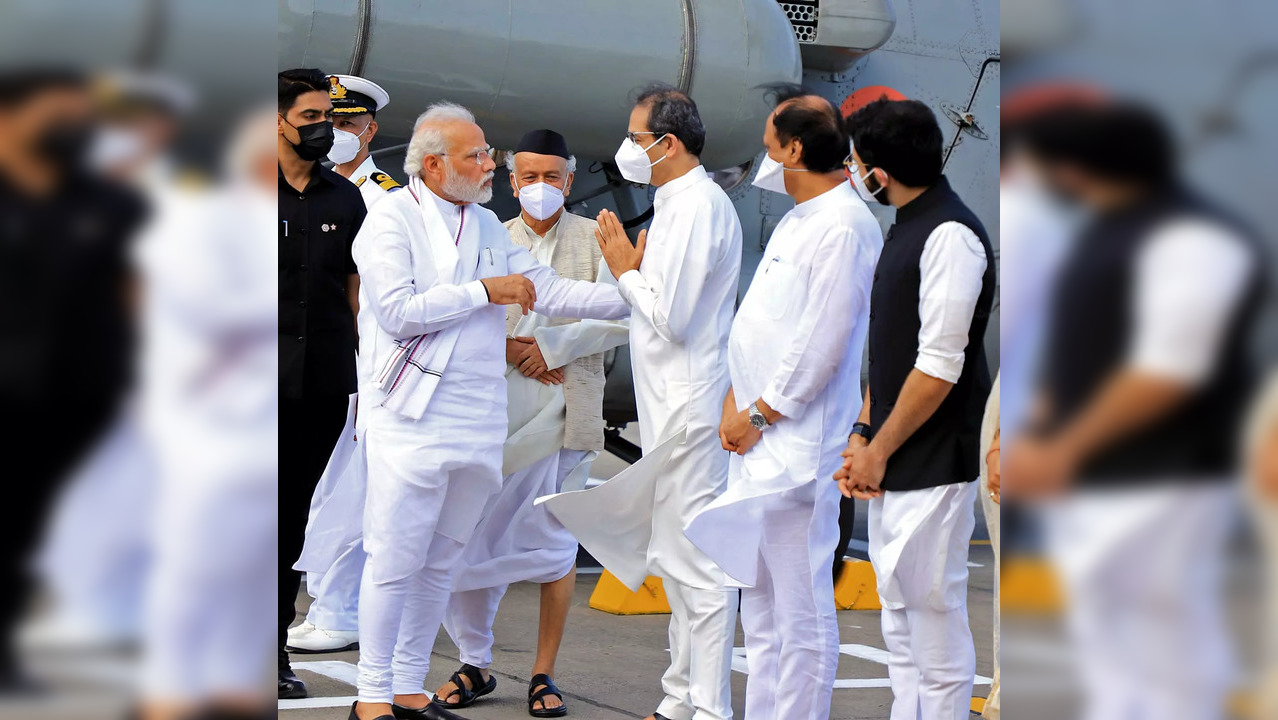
[286,620,316,642]
[285,626,359,653]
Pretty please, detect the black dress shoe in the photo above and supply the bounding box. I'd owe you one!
[278,667,308,699]
[391,702,466,720]
[348,701,397,720]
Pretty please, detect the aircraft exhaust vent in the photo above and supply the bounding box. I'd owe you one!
[779,1,820,43]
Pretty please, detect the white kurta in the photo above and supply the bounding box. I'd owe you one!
[548,165,743,720]
[686,181,880,585]
[685,182,881,720]
[352,182,627,703]
[616,164,743,590]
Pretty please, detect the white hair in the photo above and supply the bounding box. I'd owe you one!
[403,101,476,177]
[505,151,577,175]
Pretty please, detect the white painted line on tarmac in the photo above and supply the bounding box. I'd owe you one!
[295,660,359,686]
[280,695,358,710]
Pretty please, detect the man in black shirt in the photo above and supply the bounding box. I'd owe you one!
[277,67,366,699]
[0,68,147,690]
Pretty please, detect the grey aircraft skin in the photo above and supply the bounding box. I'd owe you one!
[280,0,1001,461]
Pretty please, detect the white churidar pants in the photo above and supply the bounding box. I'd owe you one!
[868,481,978,720]
[738,481,840,720]
[655,582,737,720]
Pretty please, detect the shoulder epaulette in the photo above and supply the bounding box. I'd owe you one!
[371,171,401,191]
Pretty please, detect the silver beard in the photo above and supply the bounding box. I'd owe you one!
[442,158,493,204]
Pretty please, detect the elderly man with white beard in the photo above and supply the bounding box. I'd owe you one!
[348,103,629,720]
[433,128,629,716]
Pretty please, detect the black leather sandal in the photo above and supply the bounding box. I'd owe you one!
[433,664,496,709]
[527,673,568,717]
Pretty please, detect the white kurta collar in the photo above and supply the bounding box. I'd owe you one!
[653,164,709,202]
[421,182,466,219]
[790,181,857,218]
[517,215,562,265]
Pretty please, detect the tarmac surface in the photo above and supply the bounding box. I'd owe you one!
[281,539,997,720]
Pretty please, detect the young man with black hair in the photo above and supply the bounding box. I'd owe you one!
[685,89,882,720]
[1007,103,1263,720]
[277,66,367,699]
[835,98,996,720]
[593,83,743,720]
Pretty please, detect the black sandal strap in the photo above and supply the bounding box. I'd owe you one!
[458,664,488,694]
[528,673,563,704]
[443,670,472,703]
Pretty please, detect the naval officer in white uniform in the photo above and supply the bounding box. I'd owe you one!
[329,74,401,206]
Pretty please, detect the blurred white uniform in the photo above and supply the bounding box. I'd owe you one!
[687,182,881,720]
[352,179,627,702]
[134,183,279,699]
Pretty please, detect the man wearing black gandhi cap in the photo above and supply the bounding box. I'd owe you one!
[429,128,629,717]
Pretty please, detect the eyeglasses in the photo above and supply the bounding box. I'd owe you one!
[446,146,495,166]
[626,131,667,147]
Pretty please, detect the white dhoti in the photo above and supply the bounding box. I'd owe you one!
[869,481,978,720]
[1043,484,1236,720]
[445,446,592,668]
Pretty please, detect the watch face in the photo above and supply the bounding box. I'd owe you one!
[750,413,768,429]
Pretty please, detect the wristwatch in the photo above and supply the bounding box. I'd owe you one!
[850,422,872,441]
[748,402,770,430]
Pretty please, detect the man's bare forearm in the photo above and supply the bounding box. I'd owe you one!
[1053,369,1191,463]
[868,369,953,459]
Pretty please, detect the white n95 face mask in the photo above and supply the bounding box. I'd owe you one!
[517,181,566,221]
[751,153,810,195]
[613,134,668,185]
[327,128,362,164]
[849,163,884,204]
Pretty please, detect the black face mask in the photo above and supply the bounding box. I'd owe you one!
[864,167,892,206]
[35,124,93,169]
[282,117,334,162]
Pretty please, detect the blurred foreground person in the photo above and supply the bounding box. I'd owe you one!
[979,374,1000,719]
[835,98,996,720]
[1006,103,1264,720]
[1242,370,1278,719]
[349,102,627,720]
[26,69,195,654]
[89,70,194,190]
[0,68,147,691]
[134,106,278,719]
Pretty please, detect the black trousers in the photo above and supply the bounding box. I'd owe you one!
[832,494,857,582]
[0,395,117,679]
[279,394,349,661]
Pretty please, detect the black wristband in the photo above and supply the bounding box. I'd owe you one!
[850,422,872,441]
[481,279,491,301]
